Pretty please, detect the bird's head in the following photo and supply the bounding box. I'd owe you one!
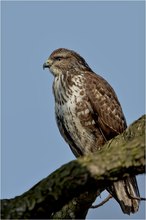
[43,48,92,77]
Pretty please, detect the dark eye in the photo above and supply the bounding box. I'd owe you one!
[55,56,62,61]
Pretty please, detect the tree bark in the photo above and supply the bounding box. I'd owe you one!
[1,115,145,219]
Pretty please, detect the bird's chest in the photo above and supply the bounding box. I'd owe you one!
[53,74,86,119]
[52,74,100,155]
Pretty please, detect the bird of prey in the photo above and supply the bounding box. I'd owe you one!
[43,48,140,214]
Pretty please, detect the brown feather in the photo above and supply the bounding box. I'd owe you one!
[43,48,140,214]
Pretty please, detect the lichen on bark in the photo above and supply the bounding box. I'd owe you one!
[1,115,145,219]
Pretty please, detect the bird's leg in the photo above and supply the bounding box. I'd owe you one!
[91,194,113,209]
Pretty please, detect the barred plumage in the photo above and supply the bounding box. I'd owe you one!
[43,48,140,214]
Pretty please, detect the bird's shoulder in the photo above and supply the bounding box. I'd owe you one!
[83,71,127,135]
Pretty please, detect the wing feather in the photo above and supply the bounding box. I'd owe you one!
[85,72,127,139]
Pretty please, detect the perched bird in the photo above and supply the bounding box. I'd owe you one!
[43,48,140,214]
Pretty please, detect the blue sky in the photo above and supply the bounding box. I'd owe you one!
[1,1,145,219]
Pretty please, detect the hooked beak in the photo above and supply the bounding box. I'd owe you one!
[43,59,52,70]
[43,62,49,69]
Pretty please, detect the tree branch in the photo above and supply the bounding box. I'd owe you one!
[1,115,145,219]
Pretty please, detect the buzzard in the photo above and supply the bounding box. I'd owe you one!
[43,48,140,214]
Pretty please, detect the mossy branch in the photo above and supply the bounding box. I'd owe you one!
[1,115,145,219]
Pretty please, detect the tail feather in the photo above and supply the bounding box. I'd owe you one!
[107,176,140,214]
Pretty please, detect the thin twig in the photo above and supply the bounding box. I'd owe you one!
[91,194,113,209]
[128,194,146,201]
